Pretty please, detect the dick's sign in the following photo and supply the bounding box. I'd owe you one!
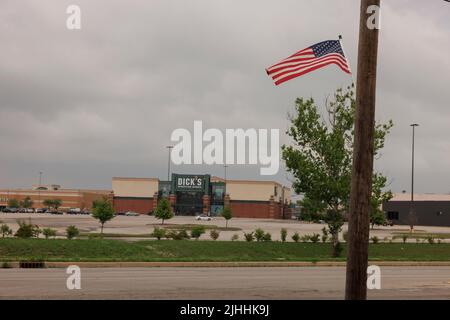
[173,174,208,192]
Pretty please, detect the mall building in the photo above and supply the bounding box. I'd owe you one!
[0,184,112,211]
[113,174,292,219]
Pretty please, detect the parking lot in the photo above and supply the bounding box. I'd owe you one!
[1,212,449,241]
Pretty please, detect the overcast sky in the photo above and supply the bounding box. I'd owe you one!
[1,0,449,194]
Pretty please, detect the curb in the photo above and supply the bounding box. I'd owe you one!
[4,261,450,268]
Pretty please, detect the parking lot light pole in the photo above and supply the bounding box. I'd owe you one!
[166,146,173,181]
[410,124,419,232]
[38,171,43,208]
[223,164,228,197]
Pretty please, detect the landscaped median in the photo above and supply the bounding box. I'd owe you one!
[1,239,450,264]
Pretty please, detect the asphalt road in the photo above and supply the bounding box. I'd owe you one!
[1,266,450,299]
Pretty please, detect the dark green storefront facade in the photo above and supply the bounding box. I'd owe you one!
[158,174,225,216]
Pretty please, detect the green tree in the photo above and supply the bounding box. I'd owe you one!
[66,225,79,239]
[92,197,115,235]
[53,199,62,210]
[154,198,174,225]
[282,86,393,257]
[221,206,232,228]
[43,199,62,210]
[20,196,34,209]
[7,199,19,208]
[1,224,13,238]
[370,174,393,229]
[42,228,57,239]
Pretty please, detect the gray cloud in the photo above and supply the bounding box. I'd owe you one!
[0,0,449,194]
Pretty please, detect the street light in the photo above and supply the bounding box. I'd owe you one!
[409,124,419,232]
[223,164,228,196]
[38,171,43,208]
[166,146,174,181]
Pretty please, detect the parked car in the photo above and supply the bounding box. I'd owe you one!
[195,214,212,221]
[125,211,140,216]
[116,212,126,216]
[3,207,18,213]
[67,208,81,214]
[35,208,47,213]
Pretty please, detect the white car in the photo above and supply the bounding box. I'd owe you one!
[125,211,140,216]
[195,214,212,221]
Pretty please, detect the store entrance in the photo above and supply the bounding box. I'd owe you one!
[175,191,204,215]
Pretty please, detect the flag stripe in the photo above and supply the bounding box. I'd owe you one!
[266,40,351,85]
[270,54,349,80]
[274,61,351,86]
[268,53,348,77]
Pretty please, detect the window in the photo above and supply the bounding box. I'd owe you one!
[387,211,399,220]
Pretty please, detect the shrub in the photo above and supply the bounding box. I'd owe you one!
[280,228,287,242]
[402,235,408,244]
[66,225,79,239]
[321,227,328,243]
[231,234,239,241]
[333,241,344,258]
[151,227,166,240]
[244,232,254,242]
[427,236,435,245]
[15,220,40,238]
[262,232,272,242]
[168,230,190,240]
[1,262,13,269]
[42,228,57,239]
[300,235,311,243]
[291,232,300,243]
[190,226,206,240]
[1,224,13,238]
[210,229,220,241]
[310,233,320,243]
[254,228,265,242]
[370,236,379,244]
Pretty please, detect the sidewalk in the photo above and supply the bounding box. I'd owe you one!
[5,261,450,268]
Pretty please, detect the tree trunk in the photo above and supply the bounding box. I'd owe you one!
[345,0,380,300]
[101,224,104,235]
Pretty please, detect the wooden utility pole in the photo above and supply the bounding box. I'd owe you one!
[345,0,381,300]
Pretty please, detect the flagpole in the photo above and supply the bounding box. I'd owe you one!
[338,35,355,85]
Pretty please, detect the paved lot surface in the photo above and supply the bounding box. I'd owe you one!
[1,267,450,299]
[1,213,449,241]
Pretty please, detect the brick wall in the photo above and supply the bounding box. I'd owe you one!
[113,197,154,215]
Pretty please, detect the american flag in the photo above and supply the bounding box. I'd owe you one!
[266,40,351,86]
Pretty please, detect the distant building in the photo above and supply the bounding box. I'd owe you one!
[112,174,291,219]
[0,186,112,211]
[383,193,450,227]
